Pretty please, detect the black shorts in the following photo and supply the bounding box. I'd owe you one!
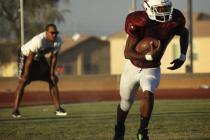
[18,53,51,83]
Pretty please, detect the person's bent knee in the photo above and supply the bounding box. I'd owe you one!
[120,99,132,112]
[48,76,59,86]
[54,75,59,83]
[18,78,29,86]
[49,80,56,87]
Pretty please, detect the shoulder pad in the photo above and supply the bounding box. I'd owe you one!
[125,11,148,38]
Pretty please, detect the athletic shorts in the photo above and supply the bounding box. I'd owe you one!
[18,53,51,83]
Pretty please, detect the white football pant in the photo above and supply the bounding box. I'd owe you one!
[120,60,160,111]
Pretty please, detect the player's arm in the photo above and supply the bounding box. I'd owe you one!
[125,12,154,61]
[49,51,58,84]
[21,51,34,82]
[124,36,146,60]
[178,27,189,58]
[167,27,189,70]
[167,10,189,70]
[125,36,156,61]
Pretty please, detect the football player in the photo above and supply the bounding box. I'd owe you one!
[113,0,189,139]
[12,24,67,118]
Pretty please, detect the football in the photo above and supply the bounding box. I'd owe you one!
[135,37,160,55]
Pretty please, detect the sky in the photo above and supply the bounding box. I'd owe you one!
[57,0,210,37]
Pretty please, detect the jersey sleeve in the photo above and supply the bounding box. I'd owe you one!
[125,11,146,39]
[174,9,186,33]
[53,35,62,54]
[29,37,41,53]
[21,36,41,56]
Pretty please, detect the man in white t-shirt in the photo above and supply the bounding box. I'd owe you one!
[12,24,67,118]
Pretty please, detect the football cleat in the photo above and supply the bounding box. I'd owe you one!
[55,107,67,116]
[12,110,22,118]
[137,129,149,140]
[113,125,125,140]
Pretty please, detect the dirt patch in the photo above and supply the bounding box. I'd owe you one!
[0,88,210,108]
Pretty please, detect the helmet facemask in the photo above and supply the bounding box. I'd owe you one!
[143,0,173,22]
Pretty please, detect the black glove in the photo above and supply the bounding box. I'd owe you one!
[167,59,184,70]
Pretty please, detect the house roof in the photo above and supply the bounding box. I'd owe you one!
[109,31,126,39]
[60,34,108,54]
[109,12,210,38]
[186,12,210,37]
[60,34,90,54]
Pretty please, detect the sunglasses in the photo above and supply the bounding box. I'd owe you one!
[49,31,59,35]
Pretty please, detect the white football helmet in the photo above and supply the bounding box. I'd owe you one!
[143,0,173,22]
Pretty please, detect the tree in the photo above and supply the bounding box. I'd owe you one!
[0,0,69,65]
[0,0,70,43]
[0,42,17,65]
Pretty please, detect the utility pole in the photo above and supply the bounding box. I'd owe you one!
[130,0,137,12]
[187,0,193,73]
[20,0,24,46]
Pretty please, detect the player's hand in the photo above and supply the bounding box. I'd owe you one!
[50,75,58,85]
[19,76,27,84]
[150,41,161,60]
[167,59,184,70]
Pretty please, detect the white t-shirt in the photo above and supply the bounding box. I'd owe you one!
[21,32,62,58]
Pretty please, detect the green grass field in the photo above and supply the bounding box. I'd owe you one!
[0,99,210,140]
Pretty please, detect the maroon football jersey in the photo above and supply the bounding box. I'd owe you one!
[125,9,186,68]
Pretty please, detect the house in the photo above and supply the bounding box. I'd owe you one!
[0,41,19,77]
[57,34,110,75]
[109,32,127,75]
[0,34,110,76]
[108,12,210,74]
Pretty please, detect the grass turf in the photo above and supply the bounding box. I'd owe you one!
[0,99,210,140]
